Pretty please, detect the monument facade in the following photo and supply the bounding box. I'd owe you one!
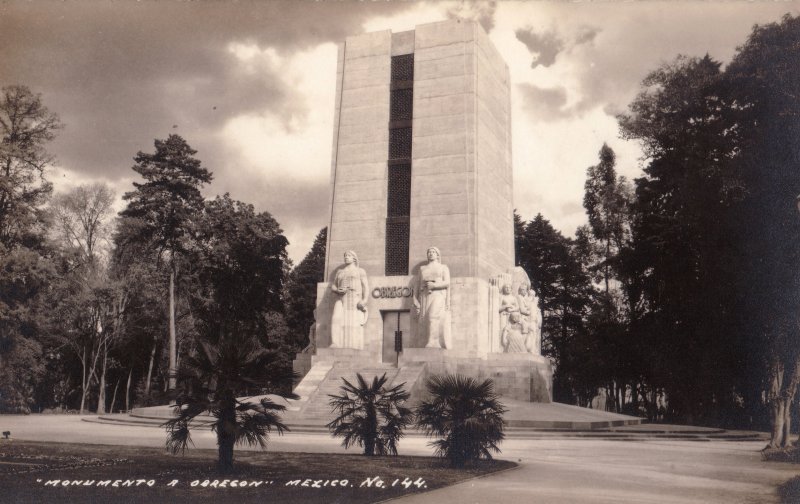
[293,19,552,406]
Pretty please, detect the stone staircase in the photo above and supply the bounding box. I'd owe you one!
[289,364,417,425]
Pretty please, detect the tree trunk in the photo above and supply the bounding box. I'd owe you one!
[79,346,87,415]
[770,399,787,448]
[364,411,377,456]
[169,267,177,390]
[125,368,133,412]
[217,394,237,474]
[604,239,610,295]
[605,383,615,412]
[767,352,800,449]
[109,379,120,414]
[783,404,792,446]
[96,341,108,414]
[145,339,157,396]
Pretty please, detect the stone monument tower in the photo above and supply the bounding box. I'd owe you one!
[293,19,552,409]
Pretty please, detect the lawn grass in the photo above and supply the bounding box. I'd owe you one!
[0,440,515,503]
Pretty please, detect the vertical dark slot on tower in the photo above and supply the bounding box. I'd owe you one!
[386,54,413,276]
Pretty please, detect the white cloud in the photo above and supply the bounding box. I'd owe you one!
[221,42,337,183]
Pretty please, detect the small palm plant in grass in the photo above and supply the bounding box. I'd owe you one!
[327,373,414,456]
[163,332,298,474]
[416,374,507,468]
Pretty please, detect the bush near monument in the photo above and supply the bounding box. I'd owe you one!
[416,374,507,468]
[327,373,414,456]
[164,332,298,474]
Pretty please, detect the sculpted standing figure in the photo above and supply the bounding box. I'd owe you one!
[413,247,451,349]
[517,284,534,324]
[330,250,369,349]
[498,284,519,333]
[530,290,542,354]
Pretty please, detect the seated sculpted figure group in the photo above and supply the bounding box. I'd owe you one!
[499,283,542,354]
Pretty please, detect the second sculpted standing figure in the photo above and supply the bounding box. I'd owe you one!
[330,250,369,349]
[413,247,451,349]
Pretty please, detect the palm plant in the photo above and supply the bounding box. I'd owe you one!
[327,373,413,456]
[416,374,507,468]
[163,332,298,473]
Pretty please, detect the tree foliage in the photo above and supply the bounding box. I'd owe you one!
[0,85,62,249]
[51,183,115,270]
[120,135,212,258]
[193,194,289,338]
[610,15,800,434]
[284,227,326,349]
[724,14,800,445]
[516,214,593,402]
[0,85,61,413]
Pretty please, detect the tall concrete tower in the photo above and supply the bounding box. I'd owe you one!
[293,20,551,412]
[324,19,514,281]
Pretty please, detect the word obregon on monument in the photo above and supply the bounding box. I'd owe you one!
[293,19,552,406]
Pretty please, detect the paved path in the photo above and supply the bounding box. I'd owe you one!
[1,415,797,503]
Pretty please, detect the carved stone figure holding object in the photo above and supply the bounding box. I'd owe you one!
[498,283,519,333]
[330,250,369,349]
[413,246,451,349]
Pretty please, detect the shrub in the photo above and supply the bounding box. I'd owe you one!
[327,373,413,456]
[416,374,506,468]
[164,334,297,473]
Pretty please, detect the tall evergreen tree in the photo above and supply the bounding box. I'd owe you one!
[583,144,632,295]
[120,134,212,389]
[581,145,639,412]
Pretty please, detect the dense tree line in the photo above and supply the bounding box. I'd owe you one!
[0,88,300,413]
[515,15,800,440]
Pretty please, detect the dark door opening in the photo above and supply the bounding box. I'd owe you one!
[381,310,410,365]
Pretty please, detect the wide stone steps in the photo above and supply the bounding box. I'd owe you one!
[294,366,403,422]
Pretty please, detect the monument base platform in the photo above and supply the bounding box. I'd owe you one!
[290,347,553,425]
[394,349,552,403]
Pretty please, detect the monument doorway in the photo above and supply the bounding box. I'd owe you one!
[381,310,410,365]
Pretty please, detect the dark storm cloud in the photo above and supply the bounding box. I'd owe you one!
[515,28,564,68]
[0,1,413,180]
[518,83,568,121]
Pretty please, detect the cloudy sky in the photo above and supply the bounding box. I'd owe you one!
[2,1,798,262]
